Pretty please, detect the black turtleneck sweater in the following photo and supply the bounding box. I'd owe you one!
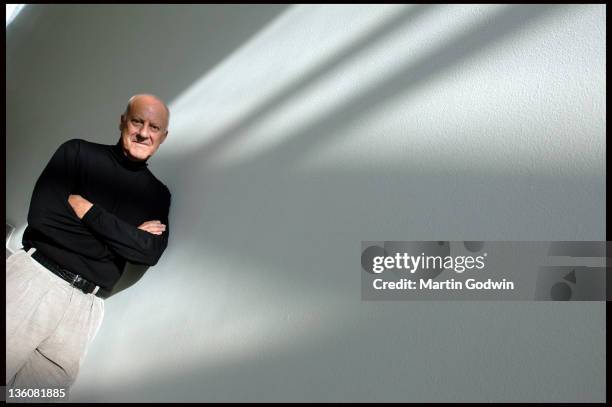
[22,138,171,291]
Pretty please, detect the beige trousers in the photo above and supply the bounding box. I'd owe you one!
[5,248,104,398]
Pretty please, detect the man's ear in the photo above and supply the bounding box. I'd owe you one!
[160,130,168,144]
[119,114,126,131]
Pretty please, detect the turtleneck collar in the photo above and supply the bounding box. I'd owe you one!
[111,141,148,170]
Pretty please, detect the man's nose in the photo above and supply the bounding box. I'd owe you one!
[138,123,150,138]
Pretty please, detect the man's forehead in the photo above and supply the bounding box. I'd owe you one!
[130,97,164,111]
[127,97,169,123]
[130,102,164,115]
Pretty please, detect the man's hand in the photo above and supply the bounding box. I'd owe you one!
[138,220,166,235]
[68,194,93,219]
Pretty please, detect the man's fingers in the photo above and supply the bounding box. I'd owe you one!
[147,224,166,230]
[140,226,165,231]
[137,220,166,235]
[138,222,166,235]
[147,226,166,233]
[138,221,165,227]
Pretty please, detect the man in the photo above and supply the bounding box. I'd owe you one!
[6,94,172,395]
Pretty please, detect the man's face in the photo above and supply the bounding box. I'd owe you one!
[119,97,169,161]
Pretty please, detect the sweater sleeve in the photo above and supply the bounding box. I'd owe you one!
[80,188,171,266]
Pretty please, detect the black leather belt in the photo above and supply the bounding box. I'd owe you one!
[23,245,109,299]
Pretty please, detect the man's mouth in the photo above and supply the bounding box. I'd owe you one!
[131,138,150,146]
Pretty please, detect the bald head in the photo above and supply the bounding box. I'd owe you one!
[124,94,170,129]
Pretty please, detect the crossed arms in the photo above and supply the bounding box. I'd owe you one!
[68,195,166,235]
[68,194,168,266]
[27,139,170,267]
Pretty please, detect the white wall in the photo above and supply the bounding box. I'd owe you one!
[6,4,606,402]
